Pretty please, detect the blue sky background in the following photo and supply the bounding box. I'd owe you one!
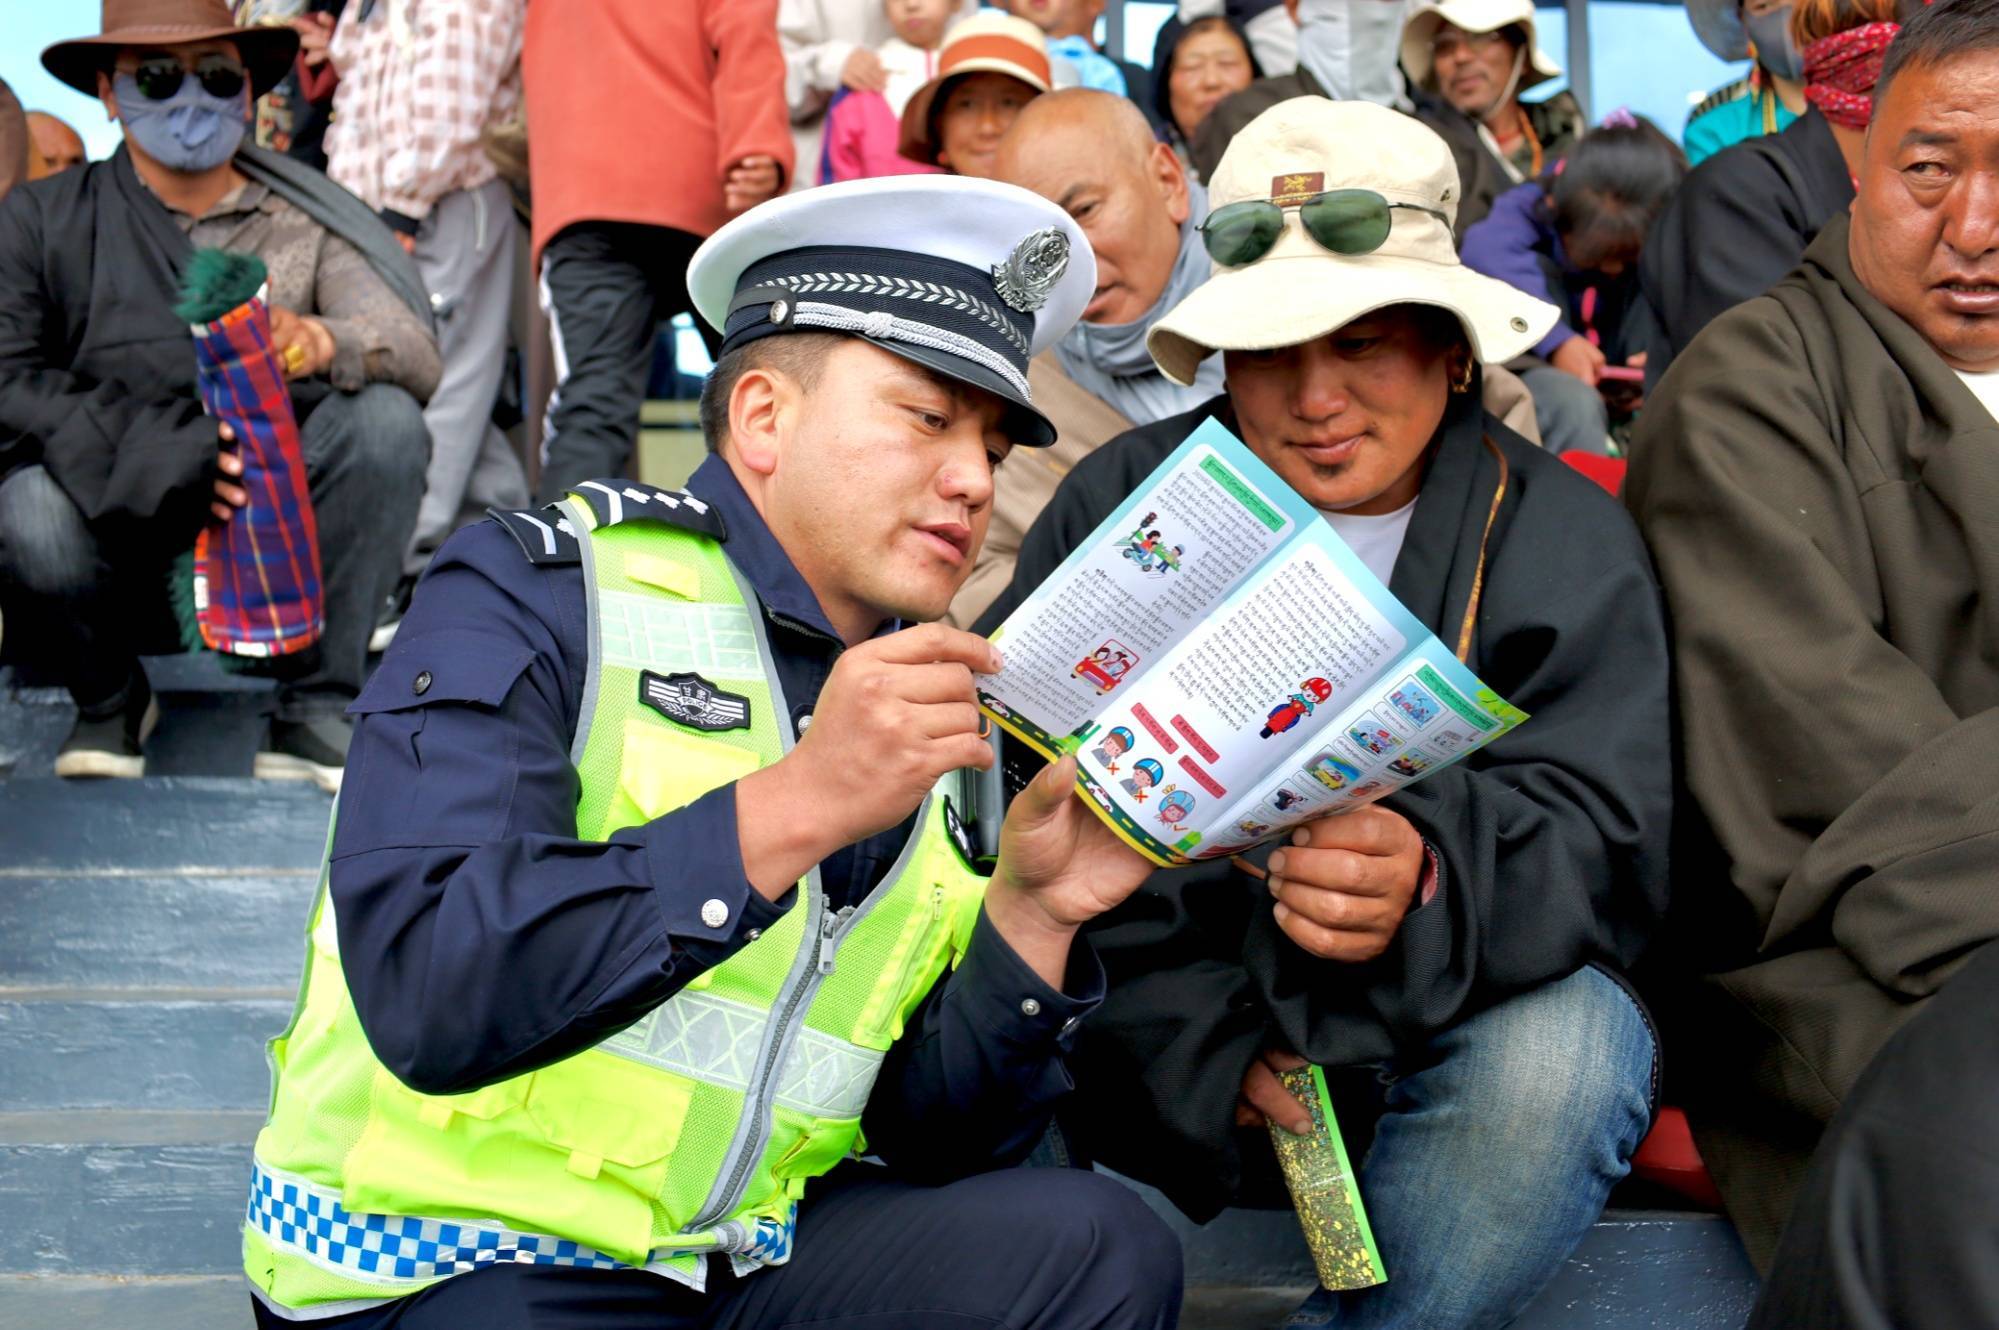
[7,0,1747,164]
[5,3,129,160]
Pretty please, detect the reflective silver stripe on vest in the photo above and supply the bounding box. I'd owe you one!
[595,591,762,678]
[602,991,886,1120]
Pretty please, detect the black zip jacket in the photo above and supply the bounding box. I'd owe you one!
[976,390,1674,1219]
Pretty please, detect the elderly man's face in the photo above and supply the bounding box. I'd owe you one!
[1851,55,1999,371]
[1225,307,1461,515]
[995,115,1188,324]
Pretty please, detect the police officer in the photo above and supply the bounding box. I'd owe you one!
[243,176,1182,1328]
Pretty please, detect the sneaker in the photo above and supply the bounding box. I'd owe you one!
[255,714,350,794]
[54,682,160,780]
[368,575,418,654]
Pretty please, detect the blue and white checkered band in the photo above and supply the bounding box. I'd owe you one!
[721,246,1036,401]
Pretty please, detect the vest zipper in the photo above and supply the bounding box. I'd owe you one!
[818,905,854,975]
[682,810,928,1235]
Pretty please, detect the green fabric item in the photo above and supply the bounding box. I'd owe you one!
[171,248,268,324]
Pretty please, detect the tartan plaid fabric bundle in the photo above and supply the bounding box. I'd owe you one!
[182,255,324,658]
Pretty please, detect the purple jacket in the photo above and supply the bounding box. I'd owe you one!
[1460,181,1575,361]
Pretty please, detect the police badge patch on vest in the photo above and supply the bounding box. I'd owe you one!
[640,670,752,733]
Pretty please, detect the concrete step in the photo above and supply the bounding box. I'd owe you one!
[0,998,288,1112]
[0,1112,260,1277]
[0,1276,252,1330]
[0,657,279,781]
[0,874,315,991]
[0,777,330,874]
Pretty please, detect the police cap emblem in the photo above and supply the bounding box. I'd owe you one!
[640,670,751,733]
[992,227,1070,313]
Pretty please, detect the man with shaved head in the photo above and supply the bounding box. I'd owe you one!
[998,89,1225,425]
[942,89,1227,625]
[26,112,86,177]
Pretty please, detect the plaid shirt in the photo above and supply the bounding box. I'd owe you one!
[326,0,524,222]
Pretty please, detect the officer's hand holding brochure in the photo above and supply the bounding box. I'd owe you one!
[975,417,1529,869]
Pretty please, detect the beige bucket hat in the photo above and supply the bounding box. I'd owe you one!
[1401,0,1562,95]
[1146,98,1559,386]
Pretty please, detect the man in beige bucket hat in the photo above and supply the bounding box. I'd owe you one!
[1402,0,1583,201]
[979,97,1674,1329]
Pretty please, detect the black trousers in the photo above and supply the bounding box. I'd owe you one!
[0,383,428,721]
[536,221,721,504]
[251,1161,1182,1329]
[1750,938,1999,1329]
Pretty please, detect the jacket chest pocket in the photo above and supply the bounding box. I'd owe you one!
[602,716,762,831]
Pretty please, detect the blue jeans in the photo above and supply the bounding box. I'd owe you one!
[1288,967,1655,1329]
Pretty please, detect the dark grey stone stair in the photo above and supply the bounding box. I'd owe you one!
[0,776,321,1299]
[0,754,1760,1328]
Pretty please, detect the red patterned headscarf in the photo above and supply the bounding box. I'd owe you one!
[1802,21,1901,129]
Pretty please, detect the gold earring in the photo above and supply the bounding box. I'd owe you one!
[1450,359,1475,394]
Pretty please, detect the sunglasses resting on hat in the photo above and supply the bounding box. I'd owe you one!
[117,51,248,101]
[1199,189,1453,267]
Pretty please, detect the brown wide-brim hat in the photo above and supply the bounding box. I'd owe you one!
[43,0,300,99]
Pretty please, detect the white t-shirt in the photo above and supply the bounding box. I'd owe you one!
[1955,367,1999,425]
[1321,496,1418,587]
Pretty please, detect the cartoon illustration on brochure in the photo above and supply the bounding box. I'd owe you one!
[1156,788,1196,828]
[1308,751,1362,791]
[1091,725,1135,772]
[1261,677,1333,738]
[1389,677,1442,728]
[1116,509,1186,577]
[1073,640,1138,694]
[1122,757,1165,802]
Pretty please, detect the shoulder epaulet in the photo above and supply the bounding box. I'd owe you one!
[1689,78,1754,123]
[565,479,728,542]
[486,503,583,566]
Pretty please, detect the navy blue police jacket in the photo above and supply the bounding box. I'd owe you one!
[329,453,1101,1182]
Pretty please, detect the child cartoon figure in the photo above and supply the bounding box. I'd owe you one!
[1260,678,1334,738]
[1121,757,1165,802]
[1236,818,1272,838]
[1269,785,1307,813]
[1073,642,1138,694]
[1156,788,1196,828]
[1092,725,1135,772]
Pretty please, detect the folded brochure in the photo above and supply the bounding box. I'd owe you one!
[976,416,1529,869]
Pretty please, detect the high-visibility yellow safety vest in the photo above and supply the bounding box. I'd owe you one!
[244,491,990,1319]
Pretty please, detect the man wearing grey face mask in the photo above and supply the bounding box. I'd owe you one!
[1683,0,1808,165]
[0,0,441,790]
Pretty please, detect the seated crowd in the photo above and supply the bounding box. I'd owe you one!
[2,0,1996,1327]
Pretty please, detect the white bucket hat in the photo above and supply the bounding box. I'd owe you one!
[1146,98,1558,386]
[1401,0,1562,94]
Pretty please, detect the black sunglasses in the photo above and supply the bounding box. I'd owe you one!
[125,52,249,103]
[1199,189,1453,267]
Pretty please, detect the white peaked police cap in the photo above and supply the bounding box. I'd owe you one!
[1146,98,1559,386]
[687,175,1096,447]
